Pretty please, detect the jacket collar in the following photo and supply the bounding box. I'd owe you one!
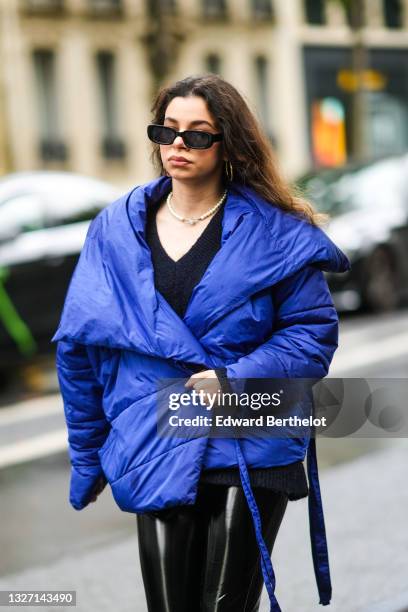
[52,175,350,367]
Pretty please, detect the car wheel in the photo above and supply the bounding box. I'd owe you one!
[362,248,400,312]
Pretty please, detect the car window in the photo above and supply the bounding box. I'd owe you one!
[338,159,408,213]
[0,190,110,242]
[44,197,106,227]
[300,156,408,217]
[0,194,45,241]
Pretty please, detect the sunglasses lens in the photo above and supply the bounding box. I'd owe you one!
[184,131,211,148]
[148,125,174,144]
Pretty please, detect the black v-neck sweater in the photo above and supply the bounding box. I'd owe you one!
[145,195,309,501]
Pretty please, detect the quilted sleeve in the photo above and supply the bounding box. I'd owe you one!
[55,339,111,510]
[225,265,339,380]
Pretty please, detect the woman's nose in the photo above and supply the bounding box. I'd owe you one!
[173,135,187,147]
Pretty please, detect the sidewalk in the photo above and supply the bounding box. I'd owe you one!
[260,442,408,611]
[0,444,407,612]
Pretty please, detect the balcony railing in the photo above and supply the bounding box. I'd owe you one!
[86,0,122,17]
[202,0,228,21]
[21,0,64,15]
[251,0,274,21]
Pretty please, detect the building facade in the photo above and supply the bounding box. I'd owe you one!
[0,0,407,188]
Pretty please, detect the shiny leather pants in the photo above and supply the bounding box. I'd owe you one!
[136,482,289,612]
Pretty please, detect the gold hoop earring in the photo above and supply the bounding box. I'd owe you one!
[225,160,233,182]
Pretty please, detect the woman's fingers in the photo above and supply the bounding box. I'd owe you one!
[184,373,223,408]
[184,369,215,389]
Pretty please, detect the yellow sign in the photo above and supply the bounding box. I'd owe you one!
[337,69,387,92]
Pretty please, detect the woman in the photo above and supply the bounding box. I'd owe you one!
[52,74,350,612]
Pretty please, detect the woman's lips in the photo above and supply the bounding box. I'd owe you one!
[169,158,191,166]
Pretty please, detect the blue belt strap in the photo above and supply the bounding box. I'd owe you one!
[235,438,282,612]
[307,433,332,605]
[234,434,332,611]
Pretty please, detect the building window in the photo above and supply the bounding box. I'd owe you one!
[344,1,366,28]
[159,0,177,13]
[96,51,126,160]
[146,0,178,17]
[23,0,64,14]
[304,0,325,25]
[87,0,122,16]
[254,55,271,129]
[32,49,67,162]
[205,53,222,74]
[383,0,403,28]
[251,0,274,20]
[202,0,227,20]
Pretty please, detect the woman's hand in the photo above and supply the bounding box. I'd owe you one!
[88,474,107,503]
[184,369,222,407]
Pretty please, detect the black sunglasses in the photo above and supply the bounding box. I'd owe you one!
[147,124,223,149]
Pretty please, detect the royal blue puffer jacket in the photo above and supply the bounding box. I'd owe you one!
[52,175,351,612]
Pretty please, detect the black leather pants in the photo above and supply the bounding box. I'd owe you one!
[136,482,289,612]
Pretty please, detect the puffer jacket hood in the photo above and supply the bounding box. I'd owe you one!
[52,175,351,612]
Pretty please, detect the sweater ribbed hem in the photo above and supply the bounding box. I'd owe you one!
[199,461,309,501]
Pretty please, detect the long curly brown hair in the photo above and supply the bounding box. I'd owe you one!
[148,74,328,227]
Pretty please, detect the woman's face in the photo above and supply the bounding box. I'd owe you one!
[160,95,226,183]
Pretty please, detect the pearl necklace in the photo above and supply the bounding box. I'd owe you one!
[166,189,227,225]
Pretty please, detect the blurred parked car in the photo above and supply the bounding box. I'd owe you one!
[0,171,120,367]
[295,154,408,313]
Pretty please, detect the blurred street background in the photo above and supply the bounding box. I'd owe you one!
[0,0,407,610]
